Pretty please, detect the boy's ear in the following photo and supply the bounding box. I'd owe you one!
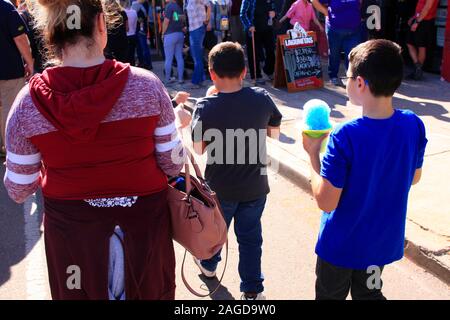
[209,68,217,82]
[241,67,247,80]
[356,76,365,90]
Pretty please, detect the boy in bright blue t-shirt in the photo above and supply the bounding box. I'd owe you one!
[302,39,428,300]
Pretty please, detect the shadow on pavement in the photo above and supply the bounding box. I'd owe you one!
[279,133,296,144]
[0,164,44,290]
[264,85,347,117]
[394,96,450,123]
[399,73,450,101]
[198,274,235,300]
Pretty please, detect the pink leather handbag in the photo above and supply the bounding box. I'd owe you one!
[168,149,228,297]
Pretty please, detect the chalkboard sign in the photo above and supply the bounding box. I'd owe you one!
[273,32,323,92]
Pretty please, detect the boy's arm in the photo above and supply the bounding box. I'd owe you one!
[412,168,422,185]
[308,148,343,212]
[303,133,343,213]
[267,126,280,140]
[191,101,208,155]
[412,115,427,186]
[266,92,282,140]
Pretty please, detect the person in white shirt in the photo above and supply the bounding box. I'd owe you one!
[123,0,138,65]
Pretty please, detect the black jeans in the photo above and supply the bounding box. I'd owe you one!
[127,35,137,66]
[245,28,275,79]
[315,257,386,300]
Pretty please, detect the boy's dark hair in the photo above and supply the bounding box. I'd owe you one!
[208,42,246,79]
[349,39,403,97]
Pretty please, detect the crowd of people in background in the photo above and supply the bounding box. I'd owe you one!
[0,0,441,159]
[2,0,441,92]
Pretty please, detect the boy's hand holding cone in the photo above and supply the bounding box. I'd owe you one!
[301,99,333,154]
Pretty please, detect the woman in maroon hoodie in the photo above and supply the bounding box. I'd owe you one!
[4,0,184,300]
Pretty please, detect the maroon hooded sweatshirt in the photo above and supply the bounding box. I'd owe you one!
[28,59,168,200]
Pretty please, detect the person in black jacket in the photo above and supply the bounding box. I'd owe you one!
[241,0,277,84]
[105,0,130,63]
[18,0,44,72]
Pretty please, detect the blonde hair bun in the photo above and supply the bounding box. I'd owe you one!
[37,0,69,8]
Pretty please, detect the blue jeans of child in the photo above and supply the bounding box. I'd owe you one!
[326,27,361,79]
[137,31,152,68]
[200,196,267,294]
[189,25,206,85]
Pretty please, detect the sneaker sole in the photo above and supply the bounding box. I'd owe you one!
[193,258,216,278]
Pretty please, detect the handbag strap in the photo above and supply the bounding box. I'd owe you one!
[180,240,228,298]
[178,129,229,298]
[184,148,204,196]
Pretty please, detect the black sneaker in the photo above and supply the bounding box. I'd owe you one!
[241,293,266,300]
[408,63,424,81]
[414,66,423,80]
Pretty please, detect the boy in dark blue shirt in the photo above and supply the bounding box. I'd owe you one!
[302,39,427,300]
[191,42,282,300]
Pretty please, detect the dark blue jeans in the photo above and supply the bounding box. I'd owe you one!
[189,25,206,85]
[137,31,152,68]
[326,27,361,79]
[200,196,267,294]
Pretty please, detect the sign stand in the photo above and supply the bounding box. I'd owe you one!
[273,30,324,92]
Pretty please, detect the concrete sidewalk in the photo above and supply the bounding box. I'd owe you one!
[153,60,450,285]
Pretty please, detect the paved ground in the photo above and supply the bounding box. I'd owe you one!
[1,164,449,300]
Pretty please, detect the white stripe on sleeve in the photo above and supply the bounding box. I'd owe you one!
[6,169,40,185]
[154,122,176,136]
[7,152,41,165]
[155,137,181,152]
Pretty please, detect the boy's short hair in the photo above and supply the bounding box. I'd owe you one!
[208,42,246,79]
[349,39,403,97]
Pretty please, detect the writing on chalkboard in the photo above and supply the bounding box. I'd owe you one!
[282,40,322,83]
[273,33,323,92]
[284,36,315,48]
